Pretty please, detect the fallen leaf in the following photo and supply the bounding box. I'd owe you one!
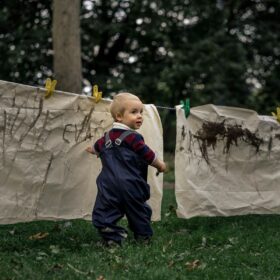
[53,263,63,270]
[64,221,72,228]
[167,260,174,267]
[29,232,49,240]
[201,236,207,247]
[114,256,122,263]
[175,252,189,261]
[36,251,48,261]
[176,229,189,235]
[199,262,207,270]
[96,275,106,280]
[108,248,117,254]
[67,263,87,275]
[186,259,200,270]
[37,251,48,256]
[50,245,60,254]
[9,228,16,235]
[228,237,238,245]
[162,239,173,253]
[47,263,64,273]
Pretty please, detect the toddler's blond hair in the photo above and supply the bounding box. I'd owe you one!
[110,92,141,121]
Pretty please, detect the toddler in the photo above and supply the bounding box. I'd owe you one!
[86,92,166,246]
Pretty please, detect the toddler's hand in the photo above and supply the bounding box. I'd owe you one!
[157,161,167,173]
[86,146,94,154]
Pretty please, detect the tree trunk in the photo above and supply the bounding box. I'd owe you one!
[52,0,82,93]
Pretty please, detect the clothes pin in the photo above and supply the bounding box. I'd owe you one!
[45,78,57,98]
[271,107,280,123]
[92,85,102,103]
[180,98,190,118]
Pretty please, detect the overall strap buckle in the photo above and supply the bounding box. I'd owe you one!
[104,132,112,148]
[115,130,134,145]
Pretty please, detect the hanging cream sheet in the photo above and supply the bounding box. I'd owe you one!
[0,80,163,224]
[175,104,280,218]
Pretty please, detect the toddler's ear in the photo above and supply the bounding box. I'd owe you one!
[115,113,123,122]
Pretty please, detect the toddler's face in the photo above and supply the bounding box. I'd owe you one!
[117,99,144,130]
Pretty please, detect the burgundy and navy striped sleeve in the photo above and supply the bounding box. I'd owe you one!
[124,132,156,164]
[93,130,156,164]
[93,136,105,154]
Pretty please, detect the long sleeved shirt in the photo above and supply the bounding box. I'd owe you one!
[93,123,156,164]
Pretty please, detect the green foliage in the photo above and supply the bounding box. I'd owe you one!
[0,0,52,86]
[0,0,279,114]
[1,189,280,279]
[164,152,175,183]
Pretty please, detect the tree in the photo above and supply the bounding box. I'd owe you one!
[80,0,279,113]
[0,0,279,113]
[52,0,82,93]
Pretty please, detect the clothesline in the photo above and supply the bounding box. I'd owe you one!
[3,80,180,112]
[155,105,176,111]
[0,104,178,112]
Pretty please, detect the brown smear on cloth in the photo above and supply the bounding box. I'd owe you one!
[192,121,263,165]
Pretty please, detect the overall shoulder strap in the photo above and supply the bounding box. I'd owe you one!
[115,130,135,145]
[104,132,112,148]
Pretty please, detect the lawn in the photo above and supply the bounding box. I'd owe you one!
[1,186,280,280]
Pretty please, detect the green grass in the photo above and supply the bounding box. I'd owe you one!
[164,152,175,183]
[1,189,280,279]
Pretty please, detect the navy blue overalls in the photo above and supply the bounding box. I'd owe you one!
[92,130,153,243]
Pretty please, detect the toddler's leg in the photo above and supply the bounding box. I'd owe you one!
[125,199,153,241]
[92,193,127,245]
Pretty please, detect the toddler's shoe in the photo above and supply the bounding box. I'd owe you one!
[97,239,122,248]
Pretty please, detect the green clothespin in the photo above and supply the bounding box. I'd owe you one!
[180,98,190,118]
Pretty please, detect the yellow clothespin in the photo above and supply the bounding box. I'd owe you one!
[92,85,102,103]
[271,107,280,123]
[45,78,57,98]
